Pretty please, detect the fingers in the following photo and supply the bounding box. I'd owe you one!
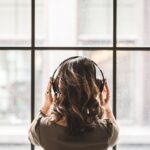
[104,80,110,103]
[99,79,111,107]
[45,77,52,94]
[99,92,104,106]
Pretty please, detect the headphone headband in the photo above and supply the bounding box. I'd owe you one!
[52,56,79,80]
[51,56,105,95]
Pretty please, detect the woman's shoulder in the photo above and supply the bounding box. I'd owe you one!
[97,118,119,137]
[98,118,119,147]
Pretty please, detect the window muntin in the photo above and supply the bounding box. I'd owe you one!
[0,0,150,150]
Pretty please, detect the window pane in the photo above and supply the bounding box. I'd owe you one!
[0,51,31,150]
[117,0,150,47]
[0,0,31,46]
[117,51,150,150]
[35,50,113,113]
[35,0,113,47]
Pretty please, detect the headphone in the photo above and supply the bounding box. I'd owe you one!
[51,56,105,96]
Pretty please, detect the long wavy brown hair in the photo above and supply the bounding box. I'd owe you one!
[49,57,104,136]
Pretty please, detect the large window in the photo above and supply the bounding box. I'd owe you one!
[0,0,150,150]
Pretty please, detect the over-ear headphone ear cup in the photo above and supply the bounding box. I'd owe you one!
[52,78,59,95]
[53,81,57,94]
[96,79,104,92]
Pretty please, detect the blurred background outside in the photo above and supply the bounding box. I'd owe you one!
[0,0,150,150]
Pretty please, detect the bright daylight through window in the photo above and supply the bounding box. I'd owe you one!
[0,0,150,150]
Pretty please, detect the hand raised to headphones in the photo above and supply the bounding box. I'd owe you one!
[99,79,111,110]
[40,77,55,115]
